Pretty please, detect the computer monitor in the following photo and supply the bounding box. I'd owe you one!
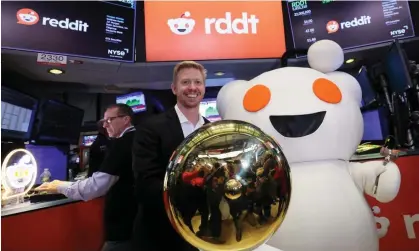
[200,99,221,122]
[361,108,389,142]
[82,134,98,147]
[116,91,147,113]
[1,86,38,141]
[32,100,84,145]
[357,66,377,108]
[25,144,68,184]
[384,40,413,93]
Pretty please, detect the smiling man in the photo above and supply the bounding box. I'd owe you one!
[132,61,211,251]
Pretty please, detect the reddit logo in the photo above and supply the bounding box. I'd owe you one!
[168,11,195,35]
[326,20,339,34]
[16,8,39,26]
[372,206,390,238]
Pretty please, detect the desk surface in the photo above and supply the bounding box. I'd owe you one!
[351,149,419,161]
[1,198,78,217]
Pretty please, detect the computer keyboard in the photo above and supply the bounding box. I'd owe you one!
[28,193,67,203]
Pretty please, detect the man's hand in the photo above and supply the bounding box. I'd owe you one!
[34,180,65,193]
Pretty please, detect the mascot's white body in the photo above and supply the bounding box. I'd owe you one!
[217,40,401,251]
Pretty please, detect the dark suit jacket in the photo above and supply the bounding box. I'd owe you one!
[132,107,210,251]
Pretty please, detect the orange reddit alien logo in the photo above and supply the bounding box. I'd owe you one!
[16,8,39,26]
[326,20,339,34]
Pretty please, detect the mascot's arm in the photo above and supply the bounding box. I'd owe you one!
[349,161,401,203]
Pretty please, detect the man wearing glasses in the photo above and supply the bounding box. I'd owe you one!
[36,104,137,251]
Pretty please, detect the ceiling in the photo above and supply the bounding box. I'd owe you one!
[2,37,419,91]
[1,49,279,91]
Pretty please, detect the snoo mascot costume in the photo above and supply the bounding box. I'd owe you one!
[217,40,401,251]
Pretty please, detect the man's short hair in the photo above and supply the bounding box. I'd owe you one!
[107,104,134,121]
[173,61,207,82]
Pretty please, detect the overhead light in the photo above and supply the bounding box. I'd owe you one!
[48,68,64,75]
[345,58,355,64]
[214,71,225,76]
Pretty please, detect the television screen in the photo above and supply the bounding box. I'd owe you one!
[200,99,221,122]
[286,0,415,51]
[1,86,38,141]
[33,100,84,144]
[1,1,136,62]
[25,144,68,184]
[82,135,98,147]
[116,91,147,113]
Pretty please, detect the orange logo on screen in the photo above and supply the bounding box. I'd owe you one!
[326,20,339,34]
[144,2,286,61]
[16,8,39,26]
[168,11,196,35]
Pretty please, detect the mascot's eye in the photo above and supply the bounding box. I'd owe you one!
[243,84,271,112]
[313,78,342,104]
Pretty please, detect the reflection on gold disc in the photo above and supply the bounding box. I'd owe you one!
[164,120,292,251]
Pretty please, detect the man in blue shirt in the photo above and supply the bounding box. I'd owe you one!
[36,104,136,251]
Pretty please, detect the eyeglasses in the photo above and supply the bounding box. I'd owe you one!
[98,115,127,125]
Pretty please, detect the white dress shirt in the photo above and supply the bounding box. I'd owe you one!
[175,104,205,137]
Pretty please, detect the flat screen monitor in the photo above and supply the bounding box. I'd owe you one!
[286,0,415,51]
[356,66,376,107]
[200,99,221,122]
[1,1,136,62]
[1,86,38,141]
[362,109,388,141]
[33,100,84,145]
[116,91,147,113]
[25,144,68,184]
[82,134,98,147]
[383,40,413,93]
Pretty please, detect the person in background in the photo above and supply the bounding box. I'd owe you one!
[88,125,110,177]
[36,104,137,251]
[132,61,211,251]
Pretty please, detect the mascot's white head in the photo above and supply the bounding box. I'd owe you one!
[217,40,363,164]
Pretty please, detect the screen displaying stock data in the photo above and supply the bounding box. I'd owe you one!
[200,99,221,122]
[1,86,38,141]
[1,0,136,62]
[286,0,415,50]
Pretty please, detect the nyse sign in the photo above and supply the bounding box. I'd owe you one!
[108,49,129,59]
